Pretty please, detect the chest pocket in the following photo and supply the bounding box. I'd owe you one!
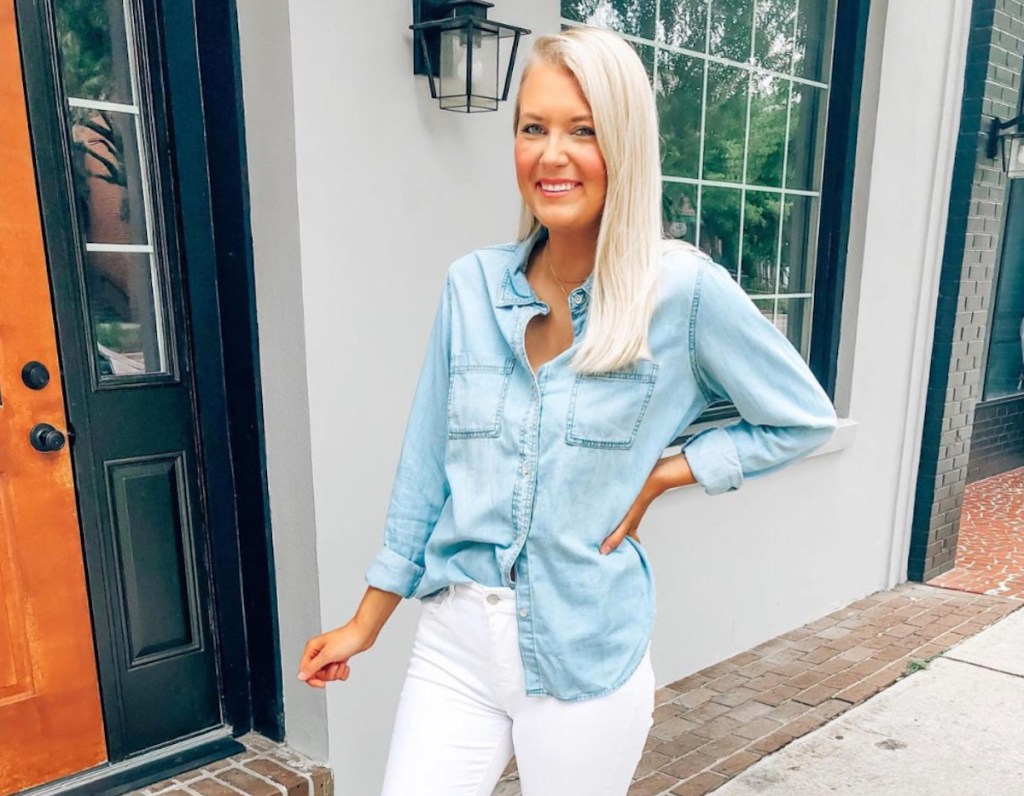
[566,362,659,449]
[447,353,515,439]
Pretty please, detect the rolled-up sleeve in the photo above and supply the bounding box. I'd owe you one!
[681,260,837,496]
[364,276,452,596]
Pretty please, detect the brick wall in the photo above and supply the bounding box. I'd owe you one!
[967,395,1024,481]
[909,0,1024,582]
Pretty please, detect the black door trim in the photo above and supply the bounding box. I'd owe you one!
[192,0,283,739]
[16,729,243,796]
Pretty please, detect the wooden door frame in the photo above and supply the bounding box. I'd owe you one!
[15,0,280,787]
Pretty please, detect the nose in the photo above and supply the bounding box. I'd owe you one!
[539,133,570,167]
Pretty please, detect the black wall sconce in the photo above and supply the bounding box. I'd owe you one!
[411,0,530,112]
[987,112,1024,179]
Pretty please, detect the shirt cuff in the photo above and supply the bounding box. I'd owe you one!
[681,427,743,496]
[364,544,424,598]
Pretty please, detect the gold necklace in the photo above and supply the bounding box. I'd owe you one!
[543,245,588,299]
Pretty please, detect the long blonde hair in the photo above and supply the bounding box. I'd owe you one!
[514,27,668,374]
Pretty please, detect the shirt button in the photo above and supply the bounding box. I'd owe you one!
[521,464,530,476]
[519,608,528,618]
[572,293,583,305]
[487,594,500,605]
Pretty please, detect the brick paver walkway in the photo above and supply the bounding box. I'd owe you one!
[130,734,332,796]
[929,466,1024,599]
[129,584,1020,796]
[492,583,1021,796]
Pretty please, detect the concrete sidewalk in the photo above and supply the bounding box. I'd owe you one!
[716,605,1024,795]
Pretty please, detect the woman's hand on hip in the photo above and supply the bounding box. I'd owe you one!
[600,453,696,554]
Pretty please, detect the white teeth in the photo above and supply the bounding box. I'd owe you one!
[540,182,576,192]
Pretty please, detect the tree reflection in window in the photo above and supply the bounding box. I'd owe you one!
[563,0,836,355]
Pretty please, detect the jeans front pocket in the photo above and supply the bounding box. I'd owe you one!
[447,353,515,438]
[566,362,659,449]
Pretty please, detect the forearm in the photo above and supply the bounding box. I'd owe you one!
[648,453,698,498]
[351,586,403,650]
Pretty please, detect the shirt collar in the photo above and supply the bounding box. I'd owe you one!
[495,226,594,309]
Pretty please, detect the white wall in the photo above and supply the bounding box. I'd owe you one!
[236,0,971,792]
[235,0,327,760]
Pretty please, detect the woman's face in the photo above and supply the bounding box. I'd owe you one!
[514,63,607,238]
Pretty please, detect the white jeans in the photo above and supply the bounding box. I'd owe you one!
[380,581,655,796]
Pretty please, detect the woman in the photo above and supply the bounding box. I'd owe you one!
[298,27,837,796]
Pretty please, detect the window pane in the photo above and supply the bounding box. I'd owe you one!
[746,75,788,187]
[659,0,708,52]
[740,191,780,293]
[56,0,174,383]
[698,186,741,275]
[777,297,811,357]
[794,0,836,81]
[984,184,1024,399]
[702,62,748,184]
[562,0,656,39]
[69,109,148,245]
[787,82,826,190]
[780,195,818,294]
[753,298,776,323]
[708,0,754,63]
[753,0,796,74]
[658,51,704,179]
[633,42,655,83]
[54,0,134,104]
[86,252,168,377]
[662,182,698,244]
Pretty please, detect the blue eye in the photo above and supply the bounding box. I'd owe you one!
[520,123,544,135]
[574,126,596,136]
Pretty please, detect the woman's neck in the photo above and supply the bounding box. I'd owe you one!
[543,227,598,283]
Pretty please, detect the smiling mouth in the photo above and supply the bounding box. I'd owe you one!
[537,181,580,194]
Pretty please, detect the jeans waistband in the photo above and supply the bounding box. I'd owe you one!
[448,581,517,613]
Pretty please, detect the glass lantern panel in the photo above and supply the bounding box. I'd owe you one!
[1008,137,1024,180]
[440,26,469,105]
[439,25,500,112]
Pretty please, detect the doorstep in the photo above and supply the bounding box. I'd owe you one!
[129,733,333,796]
[490,582,1021,796]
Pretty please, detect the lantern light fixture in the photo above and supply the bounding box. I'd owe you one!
[411,0,531,113]
[986,112,1024,179]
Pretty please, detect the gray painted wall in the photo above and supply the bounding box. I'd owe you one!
[235,0,971,792]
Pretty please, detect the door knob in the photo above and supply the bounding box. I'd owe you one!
[22,361,50,390]
[30,423,66,452]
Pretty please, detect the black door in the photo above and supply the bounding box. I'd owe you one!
[16,0,270,763]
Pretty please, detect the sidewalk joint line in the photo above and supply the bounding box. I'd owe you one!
[942,656,1024,680]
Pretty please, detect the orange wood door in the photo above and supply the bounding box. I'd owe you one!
[0,2,107,793]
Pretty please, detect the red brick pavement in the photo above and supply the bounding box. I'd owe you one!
[929,466,1024,600]
[132,734,333,796]
[133,584,1021,796]
[492,583,1020,796]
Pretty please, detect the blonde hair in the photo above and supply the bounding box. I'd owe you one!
[514,27,681,374]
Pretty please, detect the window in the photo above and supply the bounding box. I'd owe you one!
[562,0,840,363]
[55,0,173,382]
[983,177,1024,400]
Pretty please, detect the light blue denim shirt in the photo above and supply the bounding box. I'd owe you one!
[366,228,837,701]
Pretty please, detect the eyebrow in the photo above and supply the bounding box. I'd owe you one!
[520,113,594,123]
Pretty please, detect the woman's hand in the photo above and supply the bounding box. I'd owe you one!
[298,586,403,687]
[600,453,696,554]
[298,620,375,688]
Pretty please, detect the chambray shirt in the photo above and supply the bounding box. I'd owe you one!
[365,228,837,701]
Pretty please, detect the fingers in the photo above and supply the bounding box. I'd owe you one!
[305,661,351,689]
[601,522,631,555]
[298,649,327,682]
